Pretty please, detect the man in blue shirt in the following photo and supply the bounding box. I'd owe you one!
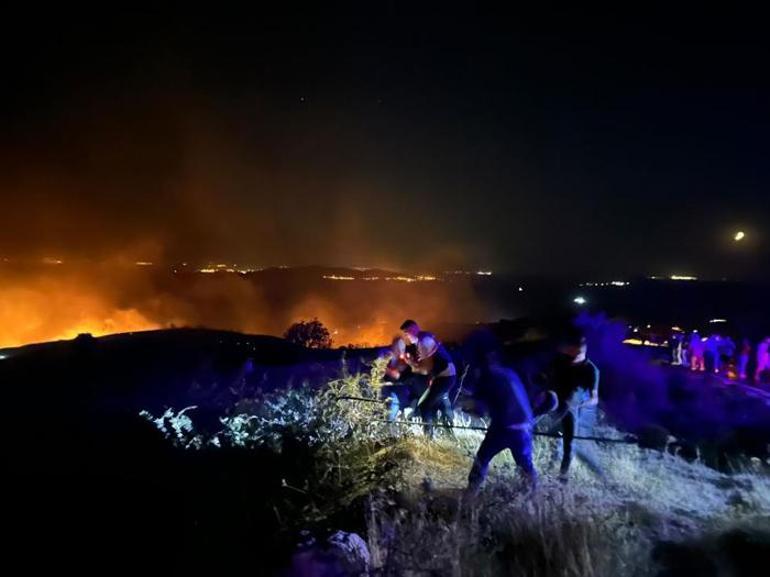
[466,335,536,493]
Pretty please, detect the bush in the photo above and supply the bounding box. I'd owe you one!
[284,318,333,349]
[140,357,399,528]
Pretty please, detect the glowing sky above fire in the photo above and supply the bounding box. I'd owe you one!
[0,5,768,280]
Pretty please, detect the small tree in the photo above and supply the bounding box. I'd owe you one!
[284,318,333,349]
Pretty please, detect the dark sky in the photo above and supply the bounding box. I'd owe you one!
[1,5,768,279]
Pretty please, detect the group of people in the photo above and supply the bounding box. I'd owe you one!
[381,320,457,435]
[672,331,770,383]
[380,320,603,492]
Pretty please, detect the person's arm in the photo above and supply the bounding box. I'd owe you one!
[584,363,600,407]
[385,360,402,380]
[406,353,432,375]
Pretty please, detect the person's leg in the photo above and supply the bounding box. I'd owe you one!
[559,410,576,477]
[407,375,428,416]
[738,355,747,380]
[573,407,606,480]
[468,429,506,493]
[508,429,536,487]
[387,393,400,421]
[439,394,454,427]
[419,377,455,436]
[417,384,443,438]
[756,356,768,382]
[435,375,456,427]
[380,385,400,422]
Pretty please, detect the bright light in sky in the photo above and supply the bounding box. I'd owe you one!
[573,296,587,305]
[734,231,745,241]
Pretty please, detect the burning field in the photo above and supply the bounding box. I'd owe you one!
[0,260,504,349]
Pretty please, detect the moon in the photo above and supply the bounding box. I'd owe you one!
[734,231,745,241]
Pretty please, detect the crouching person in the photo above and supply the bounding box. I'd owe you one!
[466,336,536,494]
[381,336,428,421]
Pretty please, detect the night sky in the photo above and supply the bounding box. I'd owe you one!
[2,5,768,279]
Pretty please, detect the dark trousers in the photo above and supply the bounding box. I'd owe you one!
[550,405,604,478]
[417,375,456,437]
[468,426,535,490]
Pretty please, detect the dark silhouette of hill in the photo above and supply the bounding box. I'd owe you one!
[1,327,377,414]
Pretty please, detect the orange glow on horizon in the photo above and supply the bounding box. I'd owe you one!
[0,263,488,350]
[0,288,161,348]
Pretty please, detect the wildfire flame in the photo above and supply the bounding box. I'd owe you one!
[0,263,489,349]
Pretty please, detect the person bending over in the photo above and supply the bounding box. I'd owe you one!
[403,328,456,438]
[466,341,537,494]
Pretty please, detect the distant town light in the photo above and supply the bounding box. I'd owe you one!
[476,270,493,276]
[573,296,587,305]
[709,318,727,324]
[670,275,698,281]
[623,338,665,348]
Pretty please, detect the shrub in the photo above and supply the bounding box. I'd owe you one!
[284,318,333,349]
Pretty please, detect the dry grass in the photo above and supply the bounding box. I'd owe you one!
[313,366,770,575]
[143,364,770,575]
[364,414,770,576]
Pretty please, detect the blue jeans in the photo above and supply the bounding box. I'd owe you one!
[468,426,535,490]
[381,383,412,421]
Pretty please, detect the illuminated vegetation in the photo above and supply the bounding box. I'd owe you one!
[142,362,770,575]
